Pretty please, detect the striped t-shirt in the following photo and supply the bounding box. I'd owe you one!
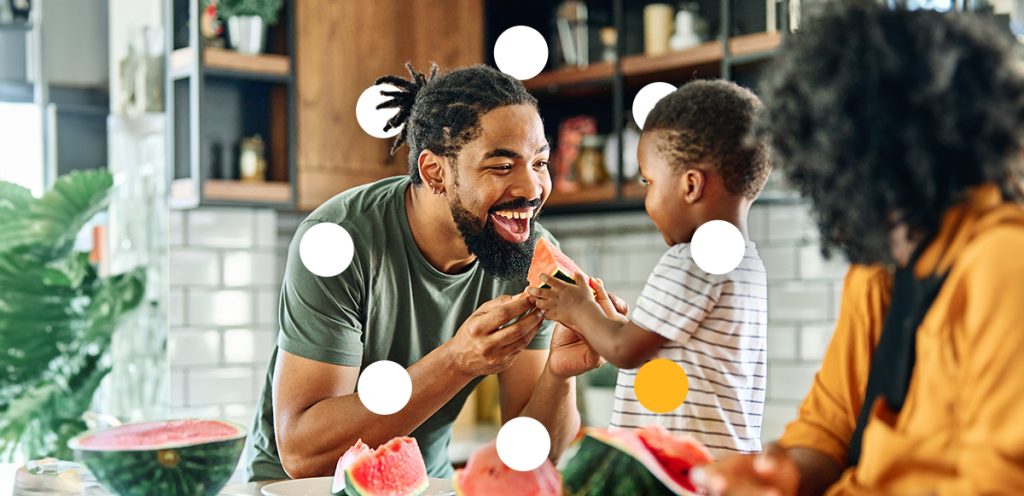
[610,241,767,457]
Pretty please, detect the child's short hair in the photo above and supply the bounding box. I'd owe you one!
[644,79,771,199]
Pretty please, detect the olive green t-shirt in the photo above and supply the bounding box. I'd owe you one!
[244,175,555,481]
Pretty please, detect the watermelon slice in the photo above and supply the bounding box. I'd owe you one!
[67,418,246,496]
[332,437,429,496]
[528,237,586,288]
[562,427,714,495]
[637,425,714,492]
[452,440,561,496]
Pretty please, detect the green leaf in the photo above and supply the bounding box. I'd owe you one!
[0,170,146,463]
[0,170,113,256]
[0,181,33,214]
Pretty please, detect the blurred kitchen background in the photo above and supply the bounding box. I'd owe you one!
[2,0,1022,484]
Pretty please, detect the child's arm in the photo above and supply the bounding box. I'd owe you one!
[527,272,667,369]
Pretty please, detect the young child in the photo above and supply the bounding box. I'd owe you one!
[528,80,770,457]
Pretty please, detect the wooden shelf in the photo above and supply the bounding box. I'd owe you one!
[623,31,782,82]
[524,62,615,97]
[170,46,291,81]
[623,181,646,200]
[204,179,292,203]
[545,183,616,207]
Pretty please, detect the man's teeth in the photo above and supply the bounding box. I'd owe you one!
[494,210,533,220]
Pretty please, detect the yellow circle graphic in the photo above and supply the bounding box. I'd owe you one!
[634,359,689,413]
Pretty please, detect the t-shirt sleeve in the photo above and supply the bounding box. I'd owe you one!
[277,220,366,367]
[778,265,891,467]
[629,246,723,345]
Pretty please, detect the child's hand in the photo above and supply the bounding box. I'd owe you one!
[591,277,629,323]
[527,271,601,330]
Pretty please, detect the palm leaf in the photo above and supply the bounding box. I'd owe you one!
[0,170,146,462]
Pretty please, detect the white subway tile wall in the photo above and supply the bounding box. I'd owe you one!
[541,200,849,444]
[169,207,283,481]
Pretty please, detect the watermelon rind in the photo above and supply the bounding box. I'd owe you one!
[345,469,428,496]
[562,428,697,496]
[67,419,246,496]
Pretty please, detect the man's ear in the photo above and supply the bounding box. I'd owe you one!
[681,169,706,204]
[418,150,447,194]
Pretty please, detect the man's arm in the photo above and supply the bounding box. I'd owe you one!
[275,294,545,478]
[274,347,475,478]
[498,348,579,463]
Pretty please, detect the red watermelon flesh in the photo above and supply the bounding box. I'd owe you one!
[637,425,714,492]
[452,440,561,496]
[335,437,428,496]
[528,237,587,288]
[74,419,240,450]
[583,427,713,495]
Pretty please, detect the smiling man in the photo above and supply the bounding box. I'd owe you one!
[244,64,613,481]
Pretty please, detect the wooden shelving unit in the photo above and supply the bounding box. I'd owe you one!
[170,46,291,81]
[166,0,296,209]
[487,0,790,214]
[622,32,781,82]
[523,61,616,97]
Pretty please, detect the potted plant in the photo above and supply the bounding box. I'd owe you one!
[0,170,146,462]
[217,0,284,55]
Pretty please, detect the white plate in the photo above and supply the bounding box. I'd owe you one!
[261,476,454,496]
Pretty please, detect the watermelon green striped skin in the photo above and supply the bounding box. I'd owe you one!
[562,428,709,496]
[68,419,246,496]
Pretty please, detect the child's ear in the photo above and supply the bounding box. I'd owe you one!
[681,169,706,204]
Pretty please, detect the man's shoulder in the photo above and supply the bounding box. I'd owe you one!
[304,175,409,228]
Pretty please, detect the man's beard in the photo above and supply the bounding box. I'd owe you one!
[449,193,541,281]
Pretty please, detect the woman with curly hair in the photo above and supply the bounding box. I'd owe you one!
[694,1,1024,494]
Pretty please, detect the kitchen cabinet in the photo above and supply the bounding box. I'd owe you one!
[293,0,484,211]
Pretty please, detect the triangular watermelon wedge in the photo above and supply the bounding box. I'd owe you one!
[528,237,586,288]
[332,437,428,496]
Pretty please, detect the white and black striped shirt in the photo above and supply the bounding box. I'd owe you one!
[610,242,767,457]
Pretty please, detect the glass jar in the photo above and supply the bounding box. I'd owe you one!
[574,134,610,187]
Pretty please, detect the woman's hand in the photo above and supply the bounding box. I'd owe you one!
[691,444,801,496]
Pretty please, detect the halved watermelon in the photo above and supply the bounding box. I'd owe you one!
[452,440,561,496]
[333,437,428,496]
[528,238,585,288]
[562,427,713,496]
[67,418,246,496]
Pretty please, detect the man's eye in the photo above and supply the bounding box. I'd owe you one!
[639,176,650,186]
[491,164,513,171]
[534,161,550,170]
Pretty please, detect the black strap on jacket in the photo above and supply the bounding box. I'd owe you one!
[847,249,949,466]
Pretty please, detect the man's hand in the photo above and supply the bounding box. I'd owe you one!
[528,272,604,330]
[445,292,545,378]
[547,323,604,378]
[691,444,801,496]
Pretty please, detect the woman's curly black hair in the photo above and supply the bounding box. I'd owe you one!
[375,63,538,185]
[760,0,1024,264]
